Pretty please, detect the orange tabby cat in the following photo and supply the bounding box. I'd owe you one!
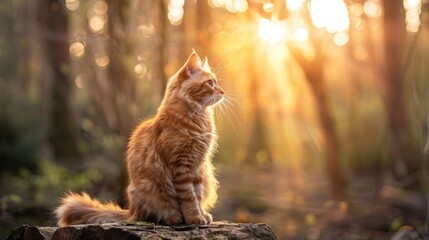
[56,51,223,226]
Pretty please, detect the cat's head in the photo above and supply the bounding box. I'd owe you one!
[168,51,224,110]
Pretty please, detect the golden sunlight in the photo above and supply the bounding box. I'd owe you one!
[263,1,275,13]
[309,0,350,33]
[258,18,286,43]
[294,27,309,42]
[231,0,248,13]
[208,0,226,8]
[286,0,305,12]
[225,0,247,13]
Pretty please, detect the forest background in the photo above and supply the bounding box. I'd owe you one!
[1,0,429,239]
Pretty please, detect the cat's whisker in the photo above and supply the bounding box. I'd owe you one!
[224,92,245,98]
[196,96,217,116]
[221,99,241,128]
[224,95,245,115]
[217,101,236,130]
[226,98,242,124]
[193,95,216,115]
[216,98,239,130]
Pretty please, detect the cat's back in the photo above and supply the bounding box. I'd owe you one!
[127,117,158,162]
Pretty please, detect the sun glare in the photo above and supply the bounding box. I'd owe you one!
[294,27,309,42]
[286,0,305,12]
[310,0,350,33]
[258,18,286,43]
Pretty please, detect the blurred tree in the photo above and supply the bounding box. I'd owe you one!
[107,0,135,133]
[245,71,274,168]
[196,0,212,56]
[288,44,346,199]
[382,0,421,185]
[0,1,18,80]
[0,1,41,171]
[245,10,273,168]
[155,0,168,94]
[39,0,82,160]
[287,24,347,199]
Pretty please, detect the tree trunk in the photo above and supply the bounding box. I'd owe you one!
[382,0,420,184]
[107,0,134,133]
[41,0,82,160]
[244,12,273,168]
[308,69,347,199]
[288,41,347,199]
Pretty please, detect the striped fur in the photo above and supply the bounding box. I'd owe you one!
[55,52,222,226]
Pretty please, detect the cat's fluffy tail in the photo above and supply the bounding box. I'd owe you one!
[55,192,128,226]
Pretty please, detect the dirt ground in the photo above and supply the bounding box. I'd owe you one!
[213,166,428,240]
[1,166,427,240]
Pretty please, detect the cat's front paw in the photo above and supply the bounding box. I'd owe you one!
[164,213,183,225]
[185,215,207,225]
[201,211,213,224]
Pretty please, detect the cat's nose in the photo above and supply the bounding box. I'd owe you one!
[218,88,224,95]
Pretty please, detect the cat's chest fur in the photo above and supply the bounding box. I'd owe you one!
[157,112,215,166]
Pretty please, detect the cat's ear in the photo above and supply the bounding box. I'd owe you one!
[186,51,202,76]
[202,57,211,71]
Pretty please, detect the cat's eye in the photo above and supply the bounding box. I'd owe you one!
[207,79,214,86]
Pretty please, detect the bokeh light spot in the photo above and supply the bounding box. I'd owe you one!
[363,0,381,17]
[263,1,275,13]
[168,0,185,25]
[208,0,226,8]
[333,31,349,46]
[310,0,350,33]
[93,1,108,15]
[69,42,85,58]
[75,74,87,89]
[295,27,309,42]
[65,0,80,11]
[134,63,148,79]
[138,24,155,38]
[287,0,304,12]
[95,54,110,68]
[89,15,105,33]
[258,18,286,43]
[234,0,248,13]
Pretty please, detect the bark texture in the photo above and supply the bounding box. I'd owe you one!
[7,221,277,240]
